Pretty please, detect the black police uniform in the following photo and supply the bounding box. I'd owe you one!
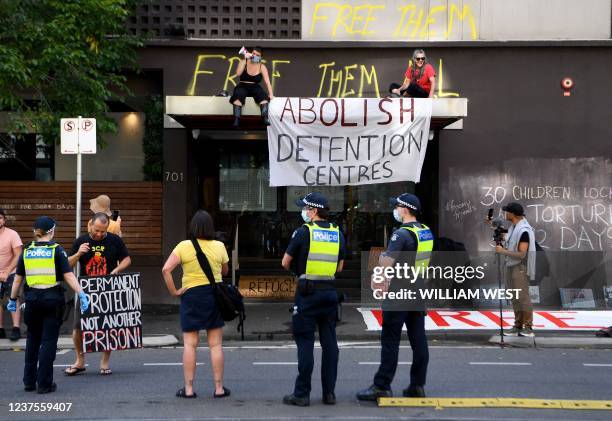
[285,220,345,402]
[15,241,71,392]
[372,222,429,393]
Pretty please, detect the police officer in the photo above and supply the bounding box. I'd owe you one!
[281,192,345,406]
[357,193,433,400]
[6,216,89,394]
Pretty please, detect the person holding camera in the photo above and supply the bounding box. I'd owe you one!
[0,208,23,341]
[281,192,345,407]
[65,212,131,376]
[495,202,536,337]
[161,210,230,399]
[88,194,121,237]
[357,193,432,401]
[6,216,89,394]
[229,46,274,127]
[389,49,436,98]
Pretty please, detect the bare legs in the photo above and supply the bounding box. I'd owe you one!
[182,328,225,396]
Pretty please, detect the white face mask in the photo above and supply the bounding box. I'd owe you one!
[393,208,403,223]
[301,209,312,223]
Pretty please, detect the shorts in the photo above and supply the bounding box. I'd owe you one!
[0,273,15,300]
[229,83,269,105]
[180,285,225,332]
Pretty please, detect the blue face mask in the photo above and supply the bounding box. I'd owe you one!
[251,55,261,63]
[301,209,312,223]
[393,208,403,223]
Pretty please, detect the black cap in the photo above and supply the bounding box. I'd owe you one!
[502,202,525,216]
[33,216,56,233]
[295,192,329,209]
[389,193,421,212]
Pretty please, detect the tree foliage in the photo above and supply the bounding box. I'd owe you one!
[0,0,141,145]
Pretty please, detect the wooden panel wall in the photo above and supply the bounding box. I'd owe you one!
[0,182,162,255]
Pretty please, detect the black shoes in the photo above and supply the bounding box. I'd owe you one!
[323,392,336,405]
[260,103,270,126]
[232,105,242,128]
[37,383,57,394]
[24,384,36,392]
[356,384,392,401]
[283,393,310,407]
[9,327,20,341]
[402,385,426,397]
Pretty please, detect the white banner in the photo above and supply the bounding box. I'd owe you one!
[358,308,612,331]
[267,97,433,187]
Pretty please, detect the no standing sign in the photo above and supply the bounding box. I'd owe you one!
[61,117,96,154]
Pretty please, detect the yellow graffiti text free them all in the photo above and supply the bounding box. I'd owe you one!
[188,56,458,98]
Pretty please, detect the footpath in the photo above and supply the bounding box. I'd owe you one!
[2,302,611,350]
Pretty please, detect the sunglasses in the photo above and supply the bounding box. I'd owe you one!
[415,57,425,61]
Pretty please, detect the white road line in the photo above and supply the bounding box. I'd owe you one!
[469,362,532,366]
[143,363,204,366]
[359,362,411,365]
[53,364,90,367]
[56,349,71,355]
[583,363,612,367]
[253,362,297,365]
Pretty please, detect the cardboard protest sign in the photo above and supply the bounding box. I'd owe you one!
[79,272,142,353]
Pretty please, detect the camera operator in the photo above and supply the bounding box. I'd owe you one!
[493,203,536,337]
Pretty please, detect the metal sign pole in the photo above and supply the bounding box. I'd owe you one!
[74,117,82,299]
[76,116,82,239]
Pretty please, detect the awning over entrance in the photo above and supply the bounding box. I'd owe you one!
[165,96,467,130]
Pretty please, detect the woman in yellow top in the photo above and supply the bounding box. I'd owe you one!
[162,210,230,399]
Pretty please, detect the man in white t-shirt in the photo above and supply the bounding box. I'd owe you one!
[0,208,24,341]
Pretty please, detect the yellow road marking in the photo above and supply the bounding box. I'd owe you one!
[378,397,612,410]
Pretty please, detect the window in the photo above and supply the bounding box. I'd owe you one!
[219,151,277,212]
[0,133,53,181]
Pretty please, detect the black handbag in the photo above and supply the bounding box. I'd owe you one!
[190,238,246,328]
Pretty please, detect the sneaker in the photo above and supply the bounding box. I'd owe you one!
[356,384,392,401]
[519,327,535,337]
[9,327,20,341]
[503,327,521,336]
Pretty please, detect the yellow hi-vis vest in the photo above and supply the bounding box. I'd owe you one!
[303,223,340,281]
[400,224,434,271]
[23,242,58,287]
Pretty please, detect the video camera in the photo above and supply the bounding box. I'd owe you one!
[488,208,508,246]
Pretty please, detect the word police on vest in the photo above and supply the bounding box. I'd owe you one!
[25,248,53,259]
[313,229,339,243]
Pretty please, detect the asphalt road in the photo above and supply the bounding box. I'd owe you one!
[1,342,611,420]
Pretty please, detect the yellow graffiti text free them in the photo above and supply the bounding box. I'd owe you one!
[309,1,478,40]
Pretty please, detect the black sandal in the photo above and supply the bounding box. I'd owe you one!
[176,388,197,398]
[214,386,231,398]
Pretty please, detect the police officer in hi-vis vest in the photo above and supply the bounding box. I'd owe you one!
[7,217,89,394]
[281,192,345,406]
[357,193,433,400]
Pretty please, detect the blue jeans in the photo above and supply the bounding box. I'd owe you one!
[374,310,429,390]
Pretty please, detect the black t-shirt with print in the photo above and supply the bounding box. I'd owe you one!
[70,233,129,276]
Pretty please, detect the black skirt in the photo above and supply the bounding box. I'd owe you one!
[180,285,225,332]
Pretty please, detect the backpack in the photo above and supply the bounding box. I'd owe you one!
[534,241,550,284]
